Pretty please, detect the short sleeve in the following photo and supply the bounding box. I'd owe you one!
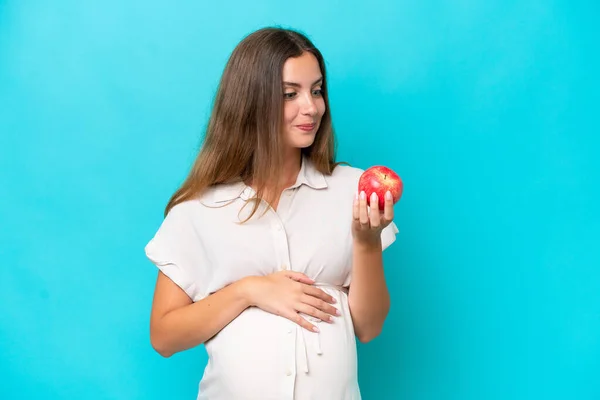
[381,221,399,251]
[144,203,209,302]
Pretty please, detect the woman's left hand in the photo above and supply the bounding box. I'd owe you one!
[352,190,394,247]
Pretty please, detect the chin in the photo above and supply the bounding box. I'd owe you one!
[291,137,316,149]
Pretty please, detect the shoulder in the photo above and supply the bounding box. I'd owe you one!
[168,196,206,215]
[317,163,364,196]
[328,163,364,184]
[161,199,202,229]
[166,181,242,218]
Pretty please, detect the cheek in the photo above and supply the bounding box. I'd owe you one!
[317,100,326,118]
[283,103,297,125]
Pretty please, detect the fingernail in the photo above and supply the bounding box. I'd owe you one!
[360,191,366,200]
[313,326,320,332]
[371,192,378,202]
[386,191,393,200]
[355,192,359,200]
[335,308,341,316]
[331,297,337,303]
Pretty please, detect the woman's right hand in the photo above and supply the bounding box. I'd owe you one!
[241,271,340,332]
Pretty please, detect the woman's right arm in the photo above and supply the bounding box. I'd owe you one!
[150,271,250,357]
[150,270,339,357]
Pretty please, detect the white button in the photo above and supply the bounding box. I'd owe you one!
[287,328,292,334]
[286,369,292,376]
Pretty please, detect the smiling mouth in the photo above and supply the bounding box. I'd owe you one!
[296,123,316,131]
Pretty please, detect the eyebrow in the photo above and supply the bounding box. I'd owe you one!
[283,77,323,88]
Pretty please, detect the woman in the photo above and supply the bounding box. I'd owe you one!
[145,27,399,400]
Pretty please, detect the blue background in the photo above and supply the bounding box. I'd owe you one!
[1,1,599,399]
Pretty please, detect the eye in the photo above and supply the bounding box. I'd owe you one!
[312,88,324,96]
[284,92,297,99]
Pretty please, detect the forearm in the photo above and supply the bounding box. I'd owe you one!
[152,279,252,357]
[348,239,391,342]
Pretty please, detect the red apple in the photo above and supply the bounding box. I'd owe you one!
[358,166,403,210]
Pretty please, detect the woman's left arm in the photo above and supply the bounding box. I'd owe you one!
[348,190,395,343]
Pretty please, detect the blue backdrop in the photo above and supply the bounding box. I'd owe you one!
[1,1,599,399]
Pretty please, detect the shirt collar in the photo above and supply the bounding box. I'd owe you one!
[291,155,328,190]
[211,155,327,203]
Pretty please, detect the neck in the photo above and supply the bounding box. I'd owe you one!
[281,148,302,188]
[246,149,302,192]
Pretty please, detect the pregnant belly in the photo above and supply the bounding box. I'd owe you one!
[201,289,358,396]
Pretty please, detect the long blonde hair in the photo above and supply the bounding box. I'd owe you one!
[164,27,339,220]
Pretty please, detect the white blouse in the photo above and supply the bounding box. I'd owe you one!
[145,156,399,400]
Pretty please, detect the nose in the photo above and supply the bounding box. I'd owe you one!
[300,92,318,116]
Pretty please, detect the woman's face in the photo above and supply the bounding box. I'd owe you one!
[281,52,326,150]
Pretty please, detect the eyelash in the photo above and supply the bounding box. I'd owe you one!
[284,89,324,99]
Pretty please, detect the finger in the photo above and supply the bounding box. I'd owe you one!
[304,286,336,304]
[296,303,334,323]
[302,294,340,317]
[369,192,380,228]
[382,190,394,225]
[352,192,360,222]
[286,311,319,332]
[359,191,369,225]
[284,271,314,285]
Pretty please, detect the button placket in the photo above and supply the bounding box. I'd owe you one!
[270,214,291,273]
[282,322,297,398]
[269,192,297,396]
[276,187,296,222]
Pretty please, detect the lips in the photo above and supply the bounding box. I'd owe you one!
[296,123,316,131]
